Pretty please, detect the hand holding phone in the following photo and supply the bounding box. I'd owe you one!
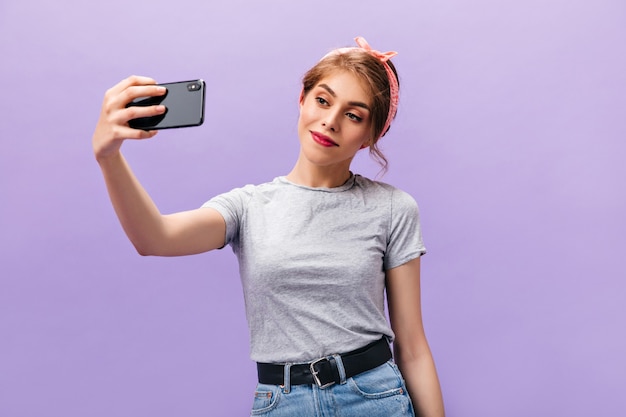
[93,76,166,160]
[126,79,206,130]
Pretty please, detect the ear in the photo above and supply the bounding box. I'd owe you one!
[360,137,373,149]
[298,89,305,107]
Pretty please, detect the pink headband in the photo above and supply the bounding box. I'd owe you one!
[324,37,399,141]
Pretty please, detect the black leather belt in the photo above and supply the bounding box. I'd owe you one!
[256,338,392,388]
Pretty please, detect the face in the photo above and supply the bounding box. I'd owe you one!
[297,71,372,170]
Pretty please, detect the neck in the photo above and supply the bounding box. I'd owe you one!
[286,152,354,188]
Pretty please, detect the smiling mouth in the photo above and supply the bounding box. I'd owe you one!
[310,131,339,147]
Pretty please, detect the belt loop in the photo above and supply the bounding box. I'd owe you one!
[282,363,292,394]
[332,354,347,385]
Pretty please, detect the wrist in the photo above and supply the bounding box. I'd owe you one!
[95,148,123,165]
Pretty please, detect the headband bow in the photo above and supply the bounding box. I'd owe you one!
[354,36,398,63]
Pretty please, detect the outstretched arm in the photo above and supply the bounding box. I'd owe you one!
[93,76,225,256]
[386,257,445,417]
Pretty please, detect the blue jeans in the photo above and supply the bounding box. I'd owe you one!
[250,360,415,417]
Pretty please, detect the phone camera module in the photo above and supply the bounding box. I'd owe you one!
[187,82,200,91]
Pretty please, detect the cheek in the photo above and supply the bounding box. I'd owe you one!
[346,124,372,145]
[298,104,318,127]
[297,110,314,137]
[297,113,309,133]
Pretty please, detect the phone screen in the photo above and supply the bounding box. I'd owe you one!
[127,79,205,130]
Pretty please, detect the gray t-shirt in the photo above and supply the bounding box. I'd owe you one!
[203,174,426,363]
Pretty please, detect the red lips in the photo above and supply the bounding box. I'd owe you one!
[310,131,338,147]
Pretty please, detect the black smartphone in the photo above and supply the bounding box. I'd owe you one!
[126,79,205,130]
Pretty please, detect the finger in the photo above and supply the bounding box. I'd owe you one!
[116,104,166,125]
[103,85,166,115]
[108,75,158,96]
[114,126,159,140]
[115,84,167,109]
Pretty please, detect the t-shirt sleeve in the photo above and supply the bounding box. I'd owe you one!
[201,185,255,247]
[383,189,427,270]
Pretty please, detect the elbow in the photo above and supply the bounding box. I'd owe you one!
[132,241,159,257]
[132,238,177,257]
[135,246,153,257]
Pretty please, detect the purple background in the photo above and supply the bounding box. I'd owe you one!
[1,1,625,416]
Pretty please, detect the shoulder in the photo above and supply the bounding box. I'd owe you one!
[201,178,285,236]
[353,175,418,209]
[207,177,283,202]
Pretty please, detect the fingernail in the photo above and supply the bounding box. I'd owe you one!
[156,105,166,112]
[156,86,166,92]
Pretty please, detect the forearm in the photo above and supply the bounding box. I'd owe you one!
[97,151,166,255]
[396,347,445,417]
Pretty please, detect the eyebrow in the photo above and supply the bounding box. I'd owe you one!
[318,83,371,111]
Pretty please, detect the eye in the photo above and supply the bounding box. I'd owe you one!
[315,97,329,106]
[346,112,363,122]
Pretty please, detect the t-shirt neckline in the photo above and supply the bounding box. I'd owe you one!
[276,173,357,193]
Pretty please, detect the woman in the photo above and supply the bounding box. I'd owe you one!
[92,37,445,417]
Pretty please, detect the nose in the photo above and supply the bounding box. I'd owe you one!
[322,109,341,132]
[321,122,335,132]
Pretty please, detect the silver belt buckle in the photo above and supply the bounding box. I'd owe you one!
[309,357,336,389]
